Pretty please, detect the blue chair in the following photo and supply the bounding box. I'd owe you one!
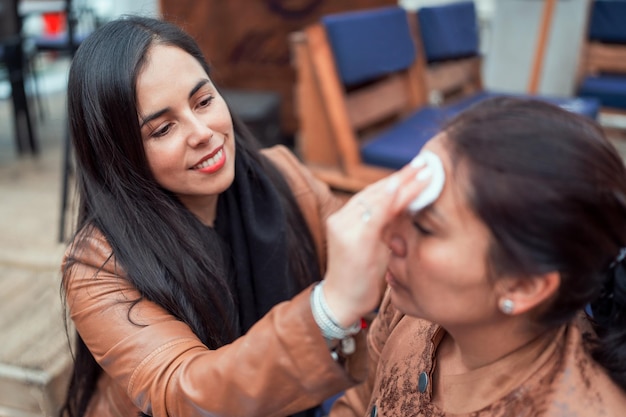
[577,0,626,114]
[290,6,452,190]
[416,1,600,120]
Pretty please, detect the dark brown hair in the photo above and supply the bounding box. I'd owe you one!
[443,96,626,389]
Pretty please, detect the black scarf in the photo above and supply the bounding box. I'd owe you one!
[215,148,318,334]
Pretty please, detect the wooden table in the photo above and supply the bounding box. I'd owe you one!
[0,265,72,417]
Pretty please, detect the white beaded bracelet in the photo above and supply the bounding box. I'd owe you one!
[310,282,361,340]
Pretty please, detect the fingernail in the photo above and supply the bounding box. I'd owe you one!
[386,176,400,194]
[416,166,432,181]
[410,154,426,168]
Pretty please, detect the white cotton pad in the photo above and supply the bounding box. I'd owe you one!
[407,150,446,213]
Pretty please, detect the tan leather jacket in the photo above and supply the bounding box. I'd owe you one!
[62,146,367,417]
[332,290,626,417]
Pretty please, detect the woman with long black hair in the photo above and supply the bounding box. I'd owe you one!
[60,15,429,417]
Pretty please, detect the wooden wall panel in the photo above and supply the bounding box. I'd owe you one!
[160,0,396,135]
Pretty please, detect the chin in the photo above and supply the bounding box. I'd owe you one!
[214,169,236,194]
[388,289,421,317]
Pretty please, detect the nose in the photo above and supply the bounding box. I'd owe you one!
[382,218,408,258]
[187,113,213,147]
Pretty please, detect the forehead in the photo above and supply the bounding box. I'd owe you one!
[136,44,210,101]
[421,133,477,221]
[423,132,469,187]
[137,44,209,110]
[422,133,452,180]
[142,43,205,73]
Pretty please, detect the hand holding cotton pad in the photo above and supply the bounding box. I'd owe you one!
[407,150,446,213]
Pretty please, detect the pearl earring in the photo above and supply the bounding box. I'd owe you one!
[500,299,515,315]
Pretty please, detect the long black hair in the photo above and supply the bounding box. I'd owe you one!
[443,97,626,390]
[60,16,319,417]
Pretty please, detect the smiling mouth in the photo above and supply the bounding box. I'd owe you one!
[192,148,224,170]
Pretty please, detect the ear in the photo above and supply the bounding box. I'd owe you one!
[495,272,560,315]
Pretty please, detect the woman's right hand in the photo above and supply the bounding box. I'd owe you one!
[322,161,434,327]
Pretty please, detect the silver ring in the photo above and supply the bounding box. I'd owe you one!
[357,199,372,223]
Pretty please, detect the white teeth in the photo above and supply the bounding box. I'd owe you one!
[194,149,223,170]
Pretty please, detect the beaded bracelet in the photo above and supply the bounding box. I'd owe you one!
[311,282,361,340]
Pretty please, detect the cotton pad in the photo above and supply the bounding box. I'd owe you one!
[407,150,446,213]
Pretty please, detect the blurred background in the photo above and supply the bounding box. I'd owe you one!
[1,0,625,415]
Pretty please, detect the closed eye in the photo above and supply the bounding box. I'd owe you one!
[412,220,433,236]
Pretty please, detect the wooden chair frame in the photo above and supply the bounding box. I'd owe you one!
[422,54,483,105]
[289,10,430,192]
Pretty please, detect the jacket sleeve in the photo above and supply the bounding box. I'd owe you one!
[329,289,398,417]
[63,232,368,417]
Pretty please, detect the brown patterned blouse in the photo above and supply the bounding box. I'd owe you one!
[331,290,626,417]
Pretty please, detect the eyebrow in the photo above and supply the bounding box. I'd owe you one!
[189,79,210,99]
[415,205,446,226]
[139,79,211,128]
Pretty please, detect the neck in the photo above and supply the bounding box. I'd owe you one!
[432,320,564,414]
[438,318,554,372]
[181,195,219,227]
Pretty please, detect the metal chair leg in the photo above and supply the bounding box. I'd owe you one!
[5,39,39,155]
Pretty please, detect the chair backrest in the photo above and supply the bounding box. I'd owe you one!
[580,0,626,77]
[290,6,429,190]
[575,0,626,114]
[415,1,483,104]
[588,0,626,44]
[322,8,416,87]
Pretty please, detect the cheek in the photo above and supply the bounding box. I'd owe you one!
[213,101,235,134]
[144,143,181,181]
[408,238,488,292]
[407,242,447,287]
[402,241,495,321]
